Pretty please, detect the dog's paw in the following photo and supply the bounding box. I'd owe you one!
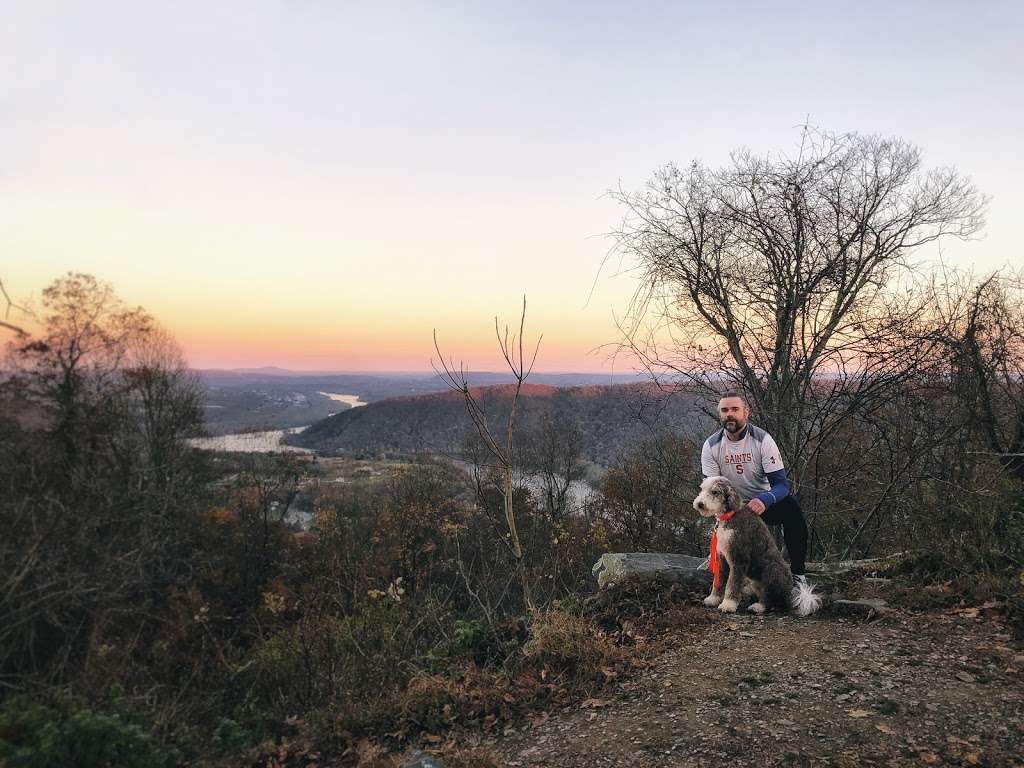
[718,598,738,613]
[747,602,766,614]
[703,594,722,608]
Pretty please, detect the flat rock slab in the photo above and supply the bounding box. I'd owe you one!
[592,552,895,592]
[592,552,712,590]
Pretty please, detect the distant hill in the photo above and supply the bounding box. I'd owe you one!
[289,382,713,466]
[195,369,648,435]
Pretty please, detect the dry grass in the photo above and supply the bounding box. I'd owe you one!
[521,607,623,682]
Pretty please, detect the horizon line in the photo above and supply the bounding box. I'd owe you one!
[193,366,647,377]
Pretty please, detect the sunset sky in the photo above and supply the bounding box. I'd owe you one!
[4,1,1022,372]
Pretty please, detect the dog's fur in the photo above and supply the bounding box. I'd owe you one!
[693,476,821,616]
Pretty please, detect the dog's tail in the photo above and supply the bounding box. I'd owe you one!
[790,579,822,617]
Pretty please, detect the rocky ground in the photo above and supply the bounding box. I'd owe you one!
[464,598,1024,767]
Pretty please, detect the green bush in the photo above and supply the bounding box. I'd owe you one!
[0,696,178,768]
[453,619,488,653]
[212,717,252,753]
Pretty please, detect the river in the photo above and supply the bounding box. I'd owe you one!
[187,426,312,453]
[319,391,368,408]
[190,392,368,453]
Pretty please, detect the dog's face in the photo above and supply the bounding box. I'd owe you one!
[693,476,742,518]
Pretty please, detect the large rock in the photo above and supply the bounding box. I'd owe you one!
[591,552,892,592]
[592,552,712,590]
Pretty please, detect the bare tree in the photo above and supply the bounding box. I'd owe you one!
[0,273,207,682]
[521,411,586,522]
[926,270,1024,537]
[122,324,204,492]
[596,433,700,552]
[0,278,29,337]
[943,272,1024,478]
[6,272,154,476]
[610,128,987,488]
[433,297,542,611]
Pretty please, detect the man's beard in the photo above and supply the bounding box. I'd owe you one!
[722,418,743,433]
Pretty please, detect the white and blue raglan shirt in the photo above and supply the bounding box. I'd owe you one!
[700,424,790,509]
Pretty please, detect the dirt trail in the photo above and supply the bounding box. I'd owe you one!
[482,605,1024,767]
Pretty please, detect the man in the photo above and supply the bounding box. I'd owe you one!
[700,391,809,583]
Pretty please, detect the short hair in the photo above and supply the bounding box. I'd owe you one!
[718,390,749,408]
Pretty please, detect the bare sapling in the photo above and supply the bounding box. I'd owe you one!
[433,296,542,612]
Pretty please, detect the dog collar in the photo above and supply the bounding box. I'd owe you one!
[716,510,736,522]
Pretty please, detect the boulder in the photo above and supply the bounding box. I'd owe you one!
[592,552,712,590]
[591,552,897,593]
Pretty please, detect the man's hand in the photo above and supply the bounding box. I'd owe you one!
[748,498,766,515]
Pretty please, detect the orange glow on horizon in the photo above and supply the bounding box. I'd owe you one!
[176,323,629,373]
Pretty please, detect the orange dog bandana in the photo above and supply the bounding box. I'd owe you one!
[709,510,736,590]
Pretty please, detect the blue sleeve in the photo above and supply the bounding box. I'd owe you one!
[755,468,790,508]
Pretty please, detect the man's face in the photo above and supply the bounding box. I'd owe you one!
[718,396,749,434]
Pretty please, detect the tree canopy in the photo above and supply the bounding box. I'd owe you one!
[611,128,988,476]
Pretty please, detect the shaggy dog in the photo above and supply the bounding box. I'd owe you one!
[693,476,821,617]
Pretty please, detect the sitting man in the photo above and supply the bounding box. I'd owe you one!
[700,391,809,586]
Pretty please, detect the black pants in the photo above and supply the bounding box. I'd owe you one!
[761,495,808,576]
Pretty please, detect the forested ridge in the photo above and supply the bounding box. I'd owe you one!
[291,382,708,467]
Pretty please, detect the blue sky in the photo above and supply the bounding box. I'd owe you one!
[3,1,1021,370]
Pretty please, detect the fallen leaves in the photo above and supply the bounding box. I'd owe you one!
[848,709,872,718]
[951,600,1002,620]
[353,738,387,766]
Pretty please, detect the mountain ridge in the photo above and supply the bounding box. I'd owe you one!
[290,381,712,466]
